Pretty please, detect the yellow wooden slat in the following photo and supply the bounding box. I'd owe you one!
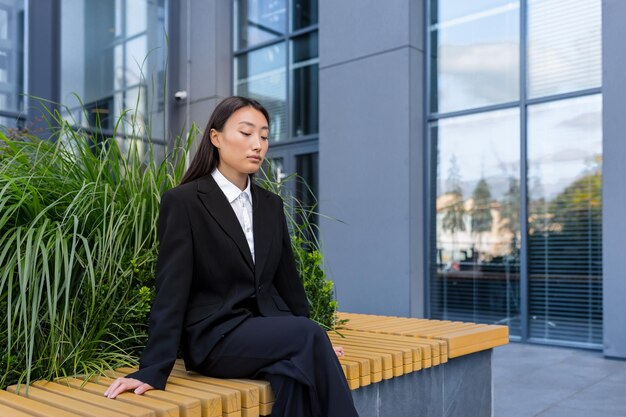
[328,336,404,370]
[80,374,201,417]
[7,385,129,417]
[259,402,273,416]
[32,380,155,417]
[0,390,83,417]
[0,401,37,417]
[58,378,180,417]
[449,337,511,357]
[118,367,242,414]
[332,334,413,367]
[173,359,273,411]
[106,370,222,417]
[346,378,360,390]
[338,357,370,386]
[337,311,508,362]
[169,369,259,409]
[224,379,274,404]
[336,329,423,369]
[341,328,438,368]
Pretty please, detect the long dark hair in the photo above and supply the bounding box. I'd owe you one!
[180,96,270,185]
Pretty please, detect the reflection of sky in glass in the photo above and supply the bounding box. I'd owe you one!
[126,0,147,37]
[528,94,602,200]
[238,43,286,79]
[126,36,147,86]
[432,1,519,113]
[436,108,520,200]
[0,9,8,39]
[436,0,516,22]
[236,44,287,141]
[238,0,287,48]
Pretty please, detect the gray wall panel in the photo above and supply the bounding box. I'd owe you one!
[409,46,425,317]
[319,0,412,68]
[28,0,60,134]
[409,0,424,51]
[320,0,426,317]
[602,0,626,359]
[170,0,232,145]
[319,48,412,316]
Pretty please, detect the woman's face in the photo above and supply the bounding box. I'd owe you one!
[211,106,269,180]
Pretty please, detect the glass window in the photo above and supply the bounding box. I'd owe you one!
[126,0,148,37]
[125,35,148,86]
[60,0,167,146]
[263,157,286,182]
[431,109,521,333]
[234,0,318,143]
[429,0,603,348]
[0,0,25,114]
[0,8,8,39]
[235,0,287,50]
[528,0,601,98]
[236,42,287,142]
[291,32,318,137]
[430,0,519,114]
[527,94,602,346]
[295,152,318,234]
[0,115,19,130]
[295,152,318,209]
[291,0,317,31]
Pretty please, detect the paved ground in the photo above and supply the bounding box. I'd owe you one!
[493,342,626,416]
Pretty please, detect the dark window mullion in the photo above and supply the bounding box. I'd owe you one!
[519,0,529,342]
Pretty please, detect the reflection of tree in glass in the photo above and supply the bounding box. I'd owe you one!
[529,156,602,278]
[442,155,466,236]
[471,178,493,234]
[500,176,520,256]
[471,178,492,262]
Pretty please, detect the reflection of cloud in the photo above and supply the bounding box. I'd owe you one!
[532,148,589,164]
[440,43,518,74]
[558,111,602,131]
[438,43,519,111]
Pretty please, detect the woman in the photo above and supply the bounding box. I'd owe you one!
[103,96,360,417]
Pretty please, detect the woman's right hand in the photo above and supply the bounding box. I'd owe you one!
[103,377,154,399]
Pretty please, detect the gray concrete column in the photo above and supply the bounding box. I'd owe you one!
[168,0,232,151]
[602,0,626,359]
[319,0,426,317]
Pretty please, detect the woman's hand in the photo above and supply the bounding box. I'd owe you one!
[103,377,154,399]
[333,345,345,357]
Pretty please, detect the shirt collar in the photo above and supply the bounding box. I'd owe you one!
[211,168,252,204]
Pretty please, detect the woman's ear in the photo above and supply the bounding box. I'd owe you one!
[210,128,220,148]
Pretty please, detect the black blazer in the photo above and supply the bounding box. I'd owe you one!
[126,174,310,390]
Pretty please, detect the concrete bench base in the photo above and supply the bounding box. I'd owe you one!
[352,349,492,417]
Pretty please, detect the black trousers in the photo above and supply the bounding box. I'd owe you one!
[194,315,360,417]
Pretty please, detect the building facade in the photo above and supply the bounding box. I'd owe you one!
[2,0,625,359]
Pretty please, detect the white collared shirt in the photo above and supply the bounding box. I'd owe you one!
[211,168,255,263]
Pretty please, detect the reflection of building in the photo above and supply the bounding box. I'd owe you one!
[3,0,626,359]
[436,195,515,263]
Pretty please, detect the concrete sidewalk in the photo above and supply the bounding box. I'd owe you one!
[494,342,626,416]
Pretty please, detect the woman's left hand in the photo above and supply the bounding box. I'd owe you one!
[333,346,345,357]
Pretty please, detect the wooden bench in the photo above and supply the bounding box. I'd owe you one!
[1,313,508,417]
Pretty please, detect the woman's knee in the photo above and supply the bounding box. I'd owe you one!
[285,316,326,340]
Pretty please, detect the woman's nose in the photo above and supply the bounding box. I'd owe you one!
[252,135,262,150]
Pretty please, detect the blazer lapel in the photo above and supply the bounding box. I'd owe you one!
[252,183,276,283]
[197,175,254,271]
